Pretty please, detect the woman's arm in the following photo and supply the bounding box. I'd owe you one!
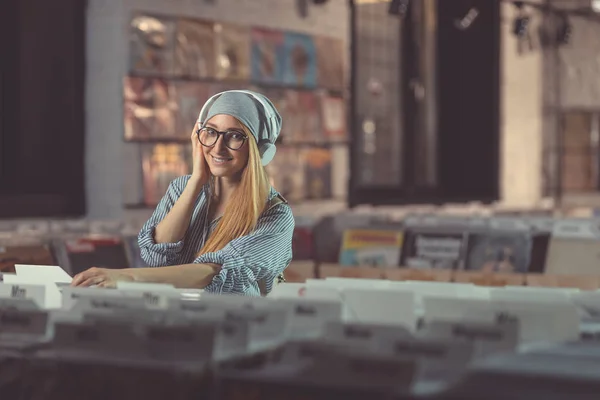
[71,263,221,289]
[129,263,221,288]
[153,176,203,244]
[138,176,205,267]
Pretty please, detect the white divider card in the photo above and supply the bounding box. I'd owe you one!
[323,277,391,289]
[272,298,342,339]
[63,287,131,309]
[0,297,40,311]
[290,340,417,390]
[420,319,519,359]
[302,280,344,300]
[169,303,251,360]
[339,287,416,330]
[489,287,573,304]
[225,308,290,353]
[212,318,251,361]
[81,308,178,327]
[51,321,146,358]
[551,218,600,239]
[0,308,49,337]
[0,283,46,308]
[571,292,600,320]
[393,281,487,301]
[375,336,474,383]
[64,286,170,311]
[70,293,149,314]
[195,292,265,309]
[423,297,580,344]
[323,321,413,350]
[14,265,72,284]
[141,322,217,362]
[115,281,181,309]
[268,282,307,298]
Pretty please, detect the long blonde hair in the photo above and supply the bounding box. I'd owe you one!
[197,122,271,256]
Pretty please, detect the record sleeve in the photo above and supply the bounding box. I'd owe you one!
[303,147,332,200]
[58,237,130,276]
[0,245,56,273]
[266,147,305,202]
[284,90,321,143]
[214,23,251,81]
[320,93,347,142]
[292,225,314,261]
[400,230,466,270]
[250,28,285,84]
[173,81,210,138]
[339,229,403,267]
[129,14,176,76]
[173,18,215,79]
[314,36,345,90]
[463,232,532,273]
[282,32,317,88]
[141,143,190,207]
[545,237,600,276]
[123,77,177,140]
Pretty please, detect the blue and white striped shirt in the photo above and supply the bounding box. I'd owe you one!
[138,175,295,296]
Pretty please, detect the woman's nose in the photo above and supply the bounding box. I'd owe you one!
[214,135,226,152]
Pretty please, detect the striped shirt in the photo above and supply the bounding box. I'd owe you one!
[138,175,295,296]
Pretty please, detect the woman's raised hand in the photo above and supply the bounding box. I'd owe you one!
[190,127,210,186]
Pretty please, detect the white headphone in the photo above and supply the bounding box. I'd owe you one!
[197,90,279,166]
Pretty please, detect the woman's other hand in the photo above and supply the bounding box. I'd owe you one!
[71,267,134,288]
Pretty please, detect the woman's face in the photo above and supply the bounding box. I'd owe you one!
[201,114,250,180]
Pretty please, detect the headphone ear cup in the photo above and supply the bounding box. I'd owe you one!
[259,142,276,166]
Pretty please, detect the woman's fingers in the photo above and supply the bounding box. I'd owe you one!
[78,276,104,287]
[71,267,103,287]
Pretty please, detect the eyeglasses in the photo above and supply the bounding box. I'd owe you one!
[196,127,248,151]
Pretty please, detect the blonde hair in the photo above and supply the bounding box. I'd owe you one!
[197,122,271,256]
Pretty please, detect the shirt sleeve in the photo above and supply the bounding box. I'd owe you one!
[138,176,195,267]
[195,202,295,295]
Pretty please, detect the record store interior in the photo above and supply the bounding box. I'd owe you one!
[4,0,600,398]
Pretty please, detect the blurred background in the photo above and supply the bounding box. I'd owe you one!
[3,0,600,279]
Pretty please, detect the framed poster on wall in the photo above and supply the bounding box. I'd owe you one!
[174,18,216,79]
[123,77,177,141]
[250,27,285,84]
[282,32,317,88]
[214,23,251,81]
[129,14,176,76]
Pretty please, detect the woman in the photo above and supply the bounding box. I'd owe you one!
[71,90,295,296]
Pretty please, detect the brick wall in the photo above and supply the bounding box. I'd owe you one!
[85,0,350,218]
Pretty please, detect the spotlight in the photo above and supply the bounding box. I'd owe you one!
[454,7,479,30]
[389,0,410,17]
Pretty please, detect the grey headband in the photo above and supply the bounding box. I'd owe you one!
[197,90,282,166]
